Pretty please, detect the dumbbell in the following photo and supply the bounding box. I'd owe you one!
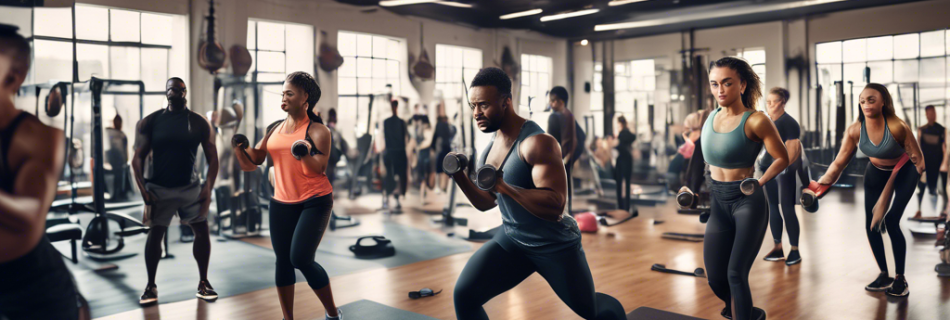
[231,134,249,149]
[442,153,469,175]
[292,140,312,160]
[800,181,831,213]
[475,165,503,191]
[739,178,761,196]
[676,188,696,208]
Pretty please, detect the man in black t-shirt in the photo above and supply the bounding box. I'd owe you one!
[547,86,586,213]
[132,77,219,306]
[382,100,409,210]
[915,105,947,219]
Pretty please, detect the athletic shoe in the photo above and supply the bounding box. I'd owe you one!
[196,280,218,301]
[763,248,784,261]
[139,286,158,305]
[885,275,909,297]
[865,273,894,291]
[785,250,802,266]
[327,308,343,319]
[720,307,732,319]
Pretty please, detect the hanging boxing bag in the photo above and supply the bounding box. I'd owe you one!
[318,30,344,72]
[230,45,253,77]
[197,0,227,74]
[499,46,520,81]
[412,49,434,80]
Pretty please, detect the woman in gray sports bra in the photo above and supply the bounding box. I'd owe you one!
[698,57,790,320]
[816,83,925,298]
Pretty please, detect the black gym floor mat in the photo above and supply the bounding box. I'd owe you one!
[338,299,439,320]
[627,306,707,320]
[60,213,472,318]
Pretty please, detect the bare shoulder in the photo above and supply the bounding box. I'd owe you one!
[18,119,65,163]
[309,121,332,142]
[521,133,561,165]
[747,111,773,128]
[846,120,862,138]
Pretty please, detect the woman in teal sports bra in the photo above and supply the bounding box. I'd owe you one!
[816,83,924,298]
[699,57,790,320]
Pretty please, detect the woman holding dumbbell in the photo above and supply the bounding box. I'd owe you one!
[232,71,341,320]
[814,83,924,297]
[702,57,789,320]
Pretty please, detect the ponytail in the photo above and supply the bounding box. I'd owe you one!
[286,71,323,124]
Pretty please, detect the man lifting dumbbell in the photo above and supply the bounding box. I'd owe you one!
[132,77,219,306]
[448,68,624,320]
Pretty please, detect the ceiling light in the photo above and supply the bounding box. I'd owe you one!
[436,1,472,8]
[540,9,600,22]
[595,0,846,31]
[499,9,543,20]
[379,0,438,7]
[580,39,589,46]
[608,0,649,6]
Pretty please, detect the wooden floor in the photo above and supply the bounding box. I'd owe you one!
[96,186,950,320]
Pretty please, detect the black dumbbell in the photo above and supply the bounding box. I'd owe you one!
[231,134,249,149]
[676,188,696,208]
[475,165,503,191]
[292,140,311,160]
[442,153,469,175]
[739,178,761,195]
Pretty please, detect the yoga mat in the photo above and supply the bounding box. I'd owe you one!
[627,307,707,320]
[338,299,439,320]
[61,212,471,318]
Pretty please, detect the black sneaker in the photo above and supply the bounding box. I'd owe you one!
[865,273,894,291]
[763,248,784,262]
[885,275,909,297]
[752,307,767,320]
[139,285,158,305]
[326,308,343,319]
[196,280,218,301]
[785,250,802,266]
[721,307,732,319]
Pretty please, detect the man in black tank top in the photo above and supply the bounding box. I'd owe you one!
[382,99,409,210]
[915,105,947,219]
[0,25,88,320]
[131,77,220,305]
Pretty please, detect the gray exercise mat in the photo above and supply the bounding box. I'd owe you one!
[627,307,707,320]
[338,299,439,320]
[61,213,471,318]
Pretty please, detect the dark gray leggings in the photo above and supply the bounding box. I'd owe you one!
[764,159,802,246]
[453,232,625,320]
[269,194,333,289]
[705,180,768,320]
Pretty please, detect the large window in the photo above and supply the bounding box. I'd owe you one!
[816,30,949,136]
[520,54,552,115]
[591,59,655,137]
[735,48,766,110]
[337,31,403,141]
[436,44,482,103]
[246,20,314,125]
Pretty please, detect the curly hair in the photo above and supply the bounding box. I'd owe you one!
[470,67,512,98]
[710,57,762,110]
[285,71,322,123]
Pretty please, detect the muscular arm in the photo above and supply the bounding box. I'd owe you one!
[818,122,860,185]
[750,112,789,186]
[563,113,577,162]
[785,139,801,164]
[301,123,332,175]
[450,167,498,211]
[0,128,64,235]
[495,134,567,222]
[198,116,219,192]
[131,119,152,198]
[234,128,273,171]
[899,121,925,174]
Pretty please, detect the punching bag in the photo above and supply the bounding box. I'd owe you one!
[197,0,227,74]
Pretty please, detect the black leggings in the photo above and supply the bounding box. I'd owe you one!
[705,180,768,320]
[384,151,408,198]
[454,232,625,320]
[764,159,802,246]
[864,164,917,275]
[614,155,633,211]
[917,168,947,211]
[269,194,333,289]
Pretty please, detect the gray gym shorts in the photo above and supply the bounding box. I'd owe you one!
[144,181,206,227]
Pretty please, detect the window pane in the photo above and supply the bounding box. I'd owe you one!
[247,21,257,50]
[867,61,892,84]
[339,78,357,95]
[816,42,842,63]
[894,59,919,83]
[373,79,386,93]
[142,13,173,45]
[920,57,945,86]
[141,48,169,91]
[843,63,865,84]
[373,36,388,58]
[0,7,32,37]
[373,59,386,78]
[285,24,313,75]
[357,57,372,77]
[357,78,371,94]
[77,44,109,81]
[33,40,73,83]
[387,60,399,79]
[110,47,141,80]
[867,36,893,61]
[76,5,108,41]
[257,21,285,51]
[921,30,945,57]
[34,8,72,38]
[388,39,401,60]
[464,49,481,69]
[256,51,285,73]
[339,59,356,77]
[357,34,372,57]
[111,9,141,42]
[893,33,919,59]
[743,50,766,65]
[338,32,356,57]
[842,39,866,63]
